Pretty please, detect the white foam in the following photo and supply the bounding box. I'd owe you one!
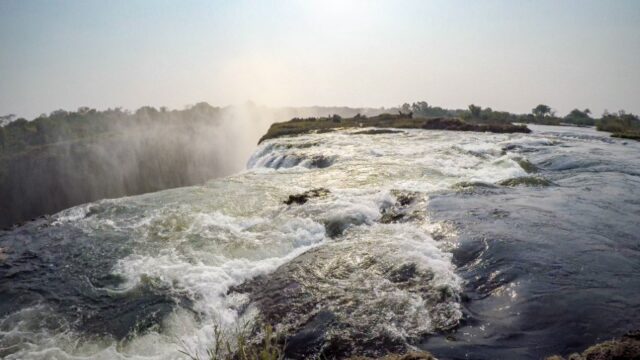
[4,128,535,359]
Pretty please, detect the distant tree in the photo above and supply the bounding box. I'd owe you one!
[468,104,482,118]
[532,104,552,118]
[565,108,594,126]
[410,101,429,115]
[0,114,16,127]
[597,109,640,132]
[78,107,93,114]
[0,126,5,151]
[566,108,591,119]
[50,109,69,117]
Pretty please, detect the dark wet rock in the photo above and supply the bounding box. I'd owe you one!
[546,330,640,360]
[422,118,531,134]
[309,155,333,168]
[73,274,195,340]
[395,192,415,206]
[83,296,174,339]
[284,188,330,205]
[324,218,349,237]
[452,181,499,190]
[90,273,127,288]
[379,190,423,224]
[387,263,417,283]
[315,128,336,134]
[498,176,552,187]
[379,212,407,224]
[285,310,337,358]
[515,158,538,173]
[429,221,458,242]
[323,214,369,238]
[351,129,404,135]
[491,209,510,218]
[279,142,320,149]
[502,144,520,151]
[230,243,459,359]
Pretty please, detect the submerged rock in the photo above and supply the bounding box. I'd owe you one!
[230,238,461,359]
[279,141,321,149]
[284,188,331,205]
[515,158,539,173]
[379,190,423,224]
[452,181,499,190]
[351,129,405,135]
[285,310,337,358]
[498,176,552,187]
[323,215,368,237]
[546,330,640,360]
[309,155,333,168]
[387,263,418,283]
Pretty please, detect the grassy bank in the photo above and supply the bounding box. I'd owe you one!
[611,131,640,141]
[596,111,640,141]
[258,114,531,143]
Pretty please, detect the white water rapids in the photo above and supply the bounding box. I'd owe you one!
[2,125,629,359]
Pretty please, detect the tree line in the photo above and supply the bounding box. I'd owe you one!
[2,101,639,156]
[399,101,639,136]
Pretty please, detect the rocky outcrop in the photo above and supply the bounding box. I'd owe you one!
[259,114,531,143]
[546,330,640,360]
[421,117,530,133]
[284,188,330,205]
[498,176,552,187]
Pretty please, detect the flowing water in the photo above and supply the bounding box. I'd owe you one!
[1,125,639,359]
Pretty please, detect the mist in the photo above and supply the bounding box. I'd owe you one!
[0,102,386,228]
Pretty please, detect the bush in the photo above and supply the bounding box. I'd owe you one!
[596,111,640,133]
[180,324,284,360]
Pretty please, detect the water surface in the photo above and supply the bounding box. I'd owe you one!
[1,125,638,359]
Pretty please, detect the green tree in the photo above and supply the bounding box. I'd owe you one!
[468,104,482,118]
[0,114,16,126]
[0,126,5,152]
[564,108,594,125]
[532,104,552,118]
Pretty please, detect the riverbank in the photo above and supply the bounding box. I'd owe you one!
[258,114,531,143]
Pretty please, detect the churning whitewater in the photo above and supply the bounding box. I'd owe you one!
[1,126,639,359]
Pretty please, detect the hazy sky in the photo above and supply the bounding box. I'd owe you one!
[1,0,639,118]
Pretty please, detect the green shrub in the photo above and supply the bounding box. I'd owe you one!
[179,324,284,360]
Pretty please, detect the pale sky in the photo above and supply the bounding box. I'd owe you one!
[1,0,639,119]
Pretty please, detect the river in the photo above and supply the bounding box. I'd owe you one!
[1,125,638,359]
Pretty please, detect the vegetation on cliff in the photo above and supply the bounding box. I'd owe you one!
[0,103,385,228]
